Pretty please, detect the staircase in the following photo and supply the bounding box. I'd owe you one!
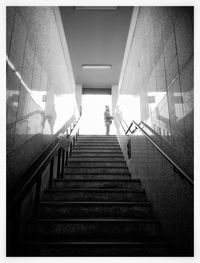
[21,135,170,256]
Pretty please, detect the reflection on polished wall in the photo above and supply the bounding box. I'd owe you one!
[119,7,193,173]
[6,7,77,189]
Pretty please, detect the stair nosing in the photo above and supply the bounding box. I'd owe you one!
[23,241,167,246]
[45,189,145,192]
[67,161,126,163]
[64,172,131,175]
[64,166,128,170]
[35,218,159,223]
[39,201,151,205]
[53,179,140,182]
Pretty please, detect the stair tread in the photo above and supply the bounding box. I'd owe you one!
[64,172,131,174]
[45,188,144,192]
[67,160,126,163]
[23,240,167,245]
[15,134,169,256]
[35,218,159,223]
[39,201,151,205]
[54,178,140,182]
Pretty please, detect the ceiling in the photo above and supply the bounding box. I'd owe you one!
[59,7,133,89]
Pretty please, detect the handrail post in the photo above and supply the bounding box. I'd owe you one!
[61,149,65,178]
[65,150,68,165]
[57,148,61,178]
[33,174,42,217]
[49,158,54,189]
[69,141,72,156]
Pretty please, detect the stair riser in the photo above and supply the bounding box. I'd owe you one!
[71,153,124,157]
[74,147,121,150]
[75,142,119,146]
[21,244,169,256]
[68,158,125,162]
[66,163,127,168]
[38,204,153,218]
[65,168,129,174]
[43,191,146,202]
[63,174,131,179]
[53,181,141,190]
[31,221,160,239]
[72,150,123,153]
[77,136,117,139]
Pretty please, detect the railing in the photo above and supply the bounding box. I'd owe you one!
[114,113,130,134]
[7,115,82,251]
[7,110,45,130]
[115,115,193,185]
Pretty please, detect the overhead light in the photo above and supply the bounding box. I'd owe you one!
[82,64,112,69]
[75,7,117,11]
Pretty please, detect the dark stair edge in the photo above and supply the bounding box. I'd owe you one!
[44,189,145,193]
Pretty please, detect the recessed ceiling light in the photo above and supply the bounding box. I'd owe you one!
[75,7,117,11]
[82,64,112,69]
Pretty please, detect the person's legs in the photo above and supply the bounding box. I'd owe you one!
[105,122,110,135]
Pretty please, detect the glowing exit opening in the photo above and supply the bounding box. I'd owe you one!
[80,94,116,135]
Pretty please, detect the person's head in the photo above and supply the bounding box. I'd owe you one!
[105,105,109,111]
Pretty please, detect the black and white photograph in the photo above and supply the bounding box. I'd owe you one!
[2,0,198,262]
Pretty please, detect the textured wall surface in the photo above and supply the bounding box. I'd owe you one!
[115,7,193,255]
[115,129,193,256]
[119,7,193,176]
[6,7,77,190]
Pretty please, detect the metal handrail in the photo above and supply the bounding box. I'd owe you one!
[114,114,130,134]
[8,115,82,218]
[7,110,45,130]
[115,115,193,185]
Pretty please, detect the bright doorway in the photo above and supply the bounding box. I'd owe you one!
[80,94,116,135]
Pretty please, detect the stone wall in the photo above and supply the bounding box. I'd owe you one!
[6,7,77,189]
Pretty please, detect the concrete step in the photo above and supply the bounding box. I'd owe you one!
[63,173,131,180]
[65,167,129,174]
[66,162,127,168]
[28,218,161,240]
[43,189,147,202]
[68,157,126,162]
[74,145,121,149]
[72,149,123,154]
[52,179,141,190]
[38,201,153,219]
[78,135,117,139]
[71,153,124,157]
[19,240,170,256]
[75,142,119,146]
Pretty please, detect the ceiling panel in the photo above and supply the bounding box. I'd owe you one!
[59,7,133,89]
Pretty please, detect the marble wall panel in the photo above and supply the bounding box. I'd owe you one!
[7,7,77,190]
[6,7,15,55]
[119,7,193,171]
[21,36,35,89]
[155,54,166,92]
[32,55,42,92]
[16,85,31,119]
[115,127,193,255]
[173,9,193,70]
[6,66,20,111]
[163,29,176,69]
[167,78,186,153]
[165,55,179,88]
[9,12,27,74]
[14,119,28,149]
[180,60,193,135]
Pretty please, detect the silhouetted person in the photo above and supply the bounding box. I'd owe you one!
[104,105,113,135]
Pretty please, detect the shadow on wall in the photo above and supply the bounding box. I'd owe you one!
[117,131,193,256]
